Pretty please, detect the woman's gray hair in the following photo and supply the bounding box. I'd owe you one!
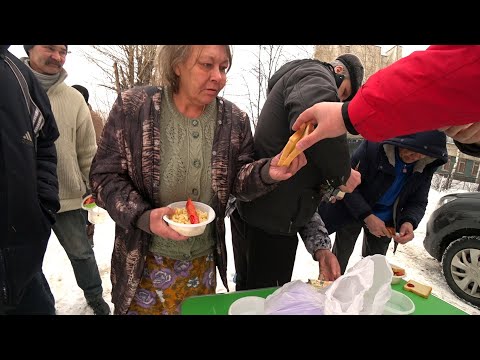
[155,45,233,93]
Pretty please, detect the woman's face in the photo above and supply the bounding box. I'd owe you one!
[175,45,229,106]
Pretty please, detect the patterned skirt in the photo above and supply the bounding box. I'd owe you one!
[127,251,216,315]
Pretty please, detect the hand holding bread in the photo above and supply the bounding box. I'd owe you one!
[278,122,314,167]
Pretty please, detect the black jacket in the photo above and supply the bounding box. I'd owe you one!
[237,59,351,235]
[0,46,60,306]
[318,131,448,234]
[454,140,480,157]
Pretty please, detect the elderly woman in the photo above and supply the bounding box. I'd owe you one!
[89,45,306,315]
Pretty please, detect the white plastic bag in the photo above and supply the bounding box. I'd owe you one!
[264,280,326,315]
[324,254,392,315]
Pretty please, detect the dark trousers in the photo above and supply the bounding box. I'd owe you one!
[332,220,392,274]
[52,209,103,302]
[1,271,56,315]
[84,208,95,248]
[230,209,298,291]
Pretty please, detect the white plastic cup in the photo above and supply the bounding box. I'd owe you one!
[87,206,108,224]
[81,195,108,224]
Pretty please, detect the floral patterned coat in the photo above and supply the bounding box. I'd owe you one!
[90,86,277,314]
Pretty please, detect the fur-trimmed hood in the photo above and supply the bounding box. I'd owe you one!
[382,130,448,173]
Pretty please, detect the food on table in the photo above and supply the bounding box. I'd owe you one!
[403,279,432,298]
[391,264,406,277]
[307,278,333,289]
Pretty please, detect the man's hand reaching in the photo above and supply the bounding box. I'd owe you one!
[292,102,347,152]
[314,249,341,281]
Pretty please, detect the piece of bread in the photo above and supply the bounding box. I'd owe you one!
[278,123,314,167]
[307,279,333,289]
[391,264,405,277]
[386,226,396,237]
[403,279,432,298]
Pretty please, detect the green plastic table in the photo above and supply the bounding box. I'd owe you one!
[180,279,467,315]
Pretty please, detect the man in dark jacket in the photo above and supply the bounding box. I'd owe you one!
[233,54,364,290]
[318,131,448,274]
[0,45,60,314]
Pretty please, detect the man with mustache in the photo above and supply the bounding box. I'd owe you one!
[22,45,110,315]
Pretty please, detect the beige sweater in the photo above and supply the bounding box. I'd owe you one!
[46,70,97,212]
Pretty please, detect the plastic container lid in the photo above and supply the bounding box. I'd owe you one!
[228,296,265,315]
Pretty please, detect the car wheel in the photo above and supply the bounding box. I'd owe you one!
[441,236,480,308]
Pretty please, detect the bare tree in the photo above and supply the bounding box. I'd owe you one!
[239,45,313,128]
[81,45,158,95]
[443,148,460,190]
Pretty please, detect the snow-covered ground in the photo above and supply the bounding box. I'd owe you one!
[44,185,480,315]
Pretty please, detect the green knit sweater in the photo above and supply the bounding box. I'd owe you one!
[149,87,217,260]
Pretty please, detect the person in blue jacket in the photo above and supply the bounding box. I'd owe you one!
[318,131,448,274]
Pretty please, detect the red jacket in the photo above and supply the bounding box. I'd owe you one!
[348,45,480,141]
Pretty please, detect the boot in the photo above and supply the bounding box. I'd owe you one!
[87,296,110,315]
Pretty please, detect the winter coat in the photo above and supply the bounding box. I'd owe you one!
[90,86,277,314]
[346,45,480,141]
[318,131,448,234]
[237,59,351,236]
[0,46,60,306]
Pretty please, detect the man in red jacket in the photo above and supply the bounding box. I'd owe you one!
[292,45,480,156]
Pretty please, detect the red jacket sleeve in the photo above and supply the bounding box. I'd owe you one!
[348,45,480,141]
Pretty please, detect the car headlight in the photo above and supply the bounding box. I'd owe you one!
[435,195,457,211]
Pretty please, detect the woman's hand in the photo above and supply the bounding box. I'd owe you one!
[149,207,189,241]
[269,151,307,181]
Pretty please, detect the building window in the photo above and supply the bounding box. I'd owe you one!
[443,158,451,171]
[472,162,480,177]
[457,159,466,173]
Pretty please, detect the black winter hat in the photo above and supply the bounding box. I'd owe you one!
[72,84,89,104]
[336,53,364,101]
[23,45,68,56]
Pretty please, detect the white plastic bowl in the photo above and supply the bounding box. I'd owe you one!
[383,290,415,315]
[163,201,216,237]
[228,296,265,315]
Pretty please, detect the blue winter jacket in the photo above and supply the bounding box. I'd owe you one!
[318,131,448,234]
